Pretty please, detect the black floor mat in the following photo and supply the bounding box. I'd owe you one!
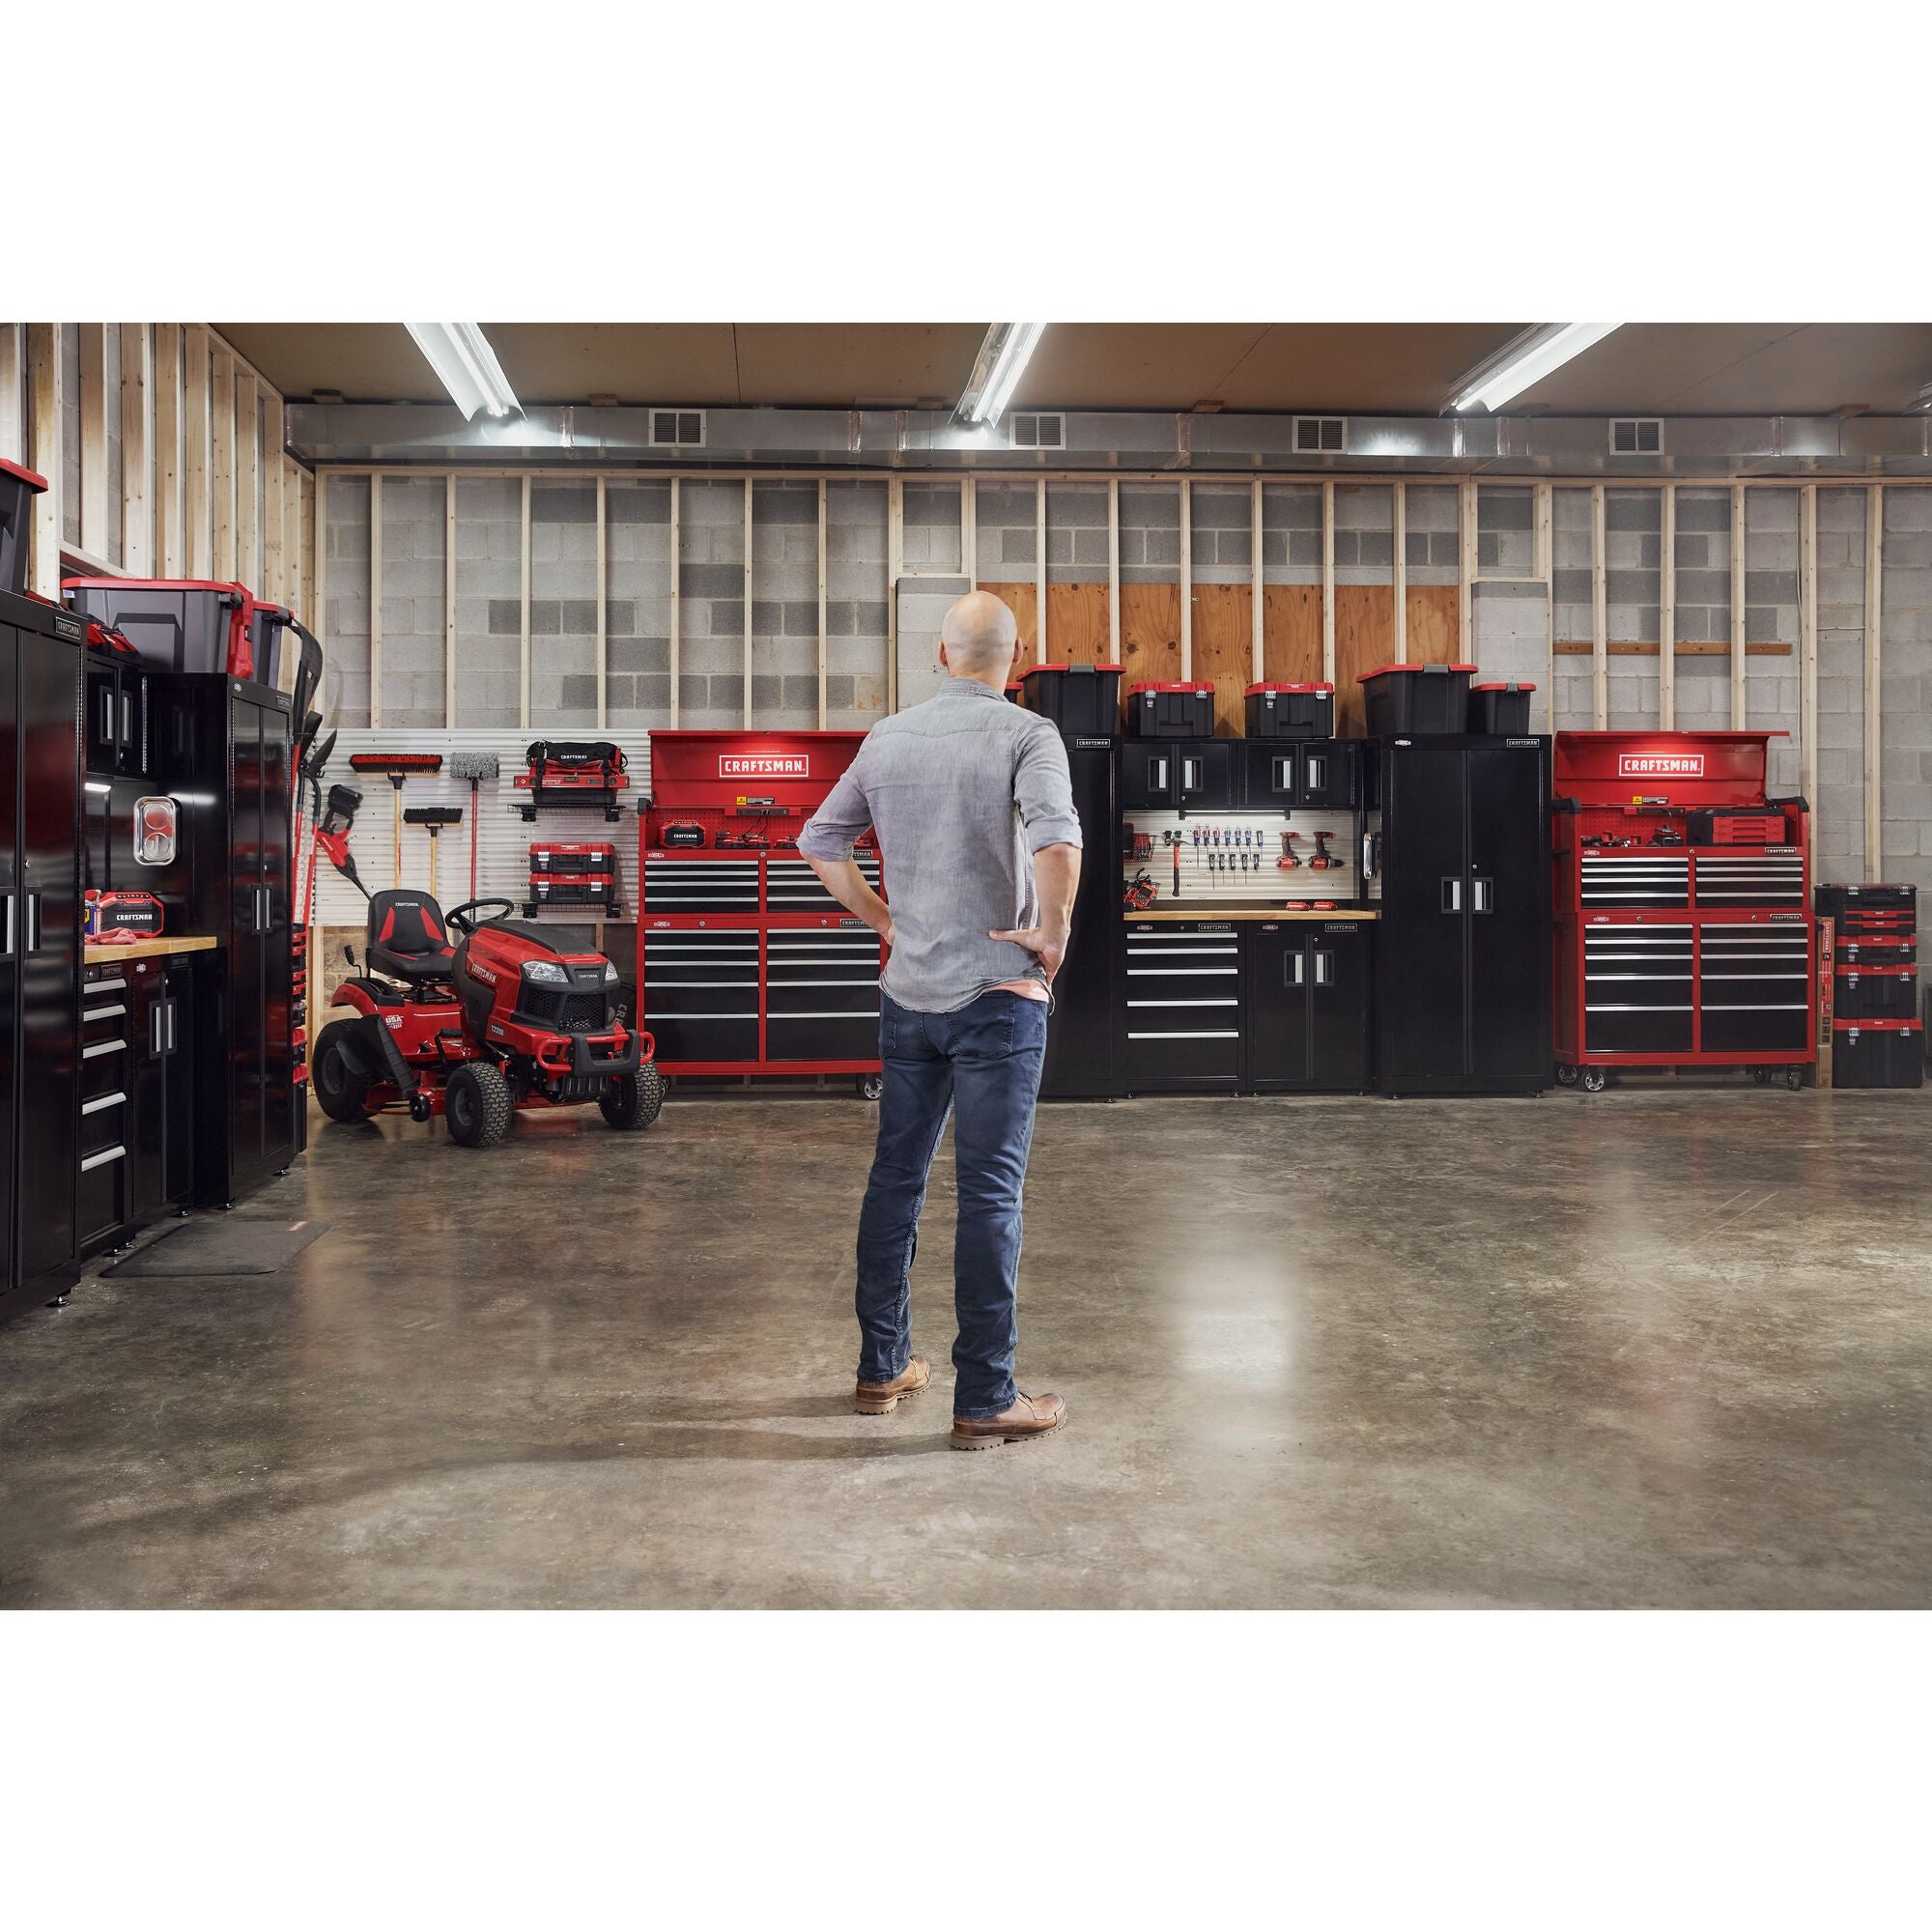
[102,1215,330,1278]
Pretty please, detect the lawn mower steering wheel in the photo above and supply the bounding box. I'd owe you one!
[445,897,517,935]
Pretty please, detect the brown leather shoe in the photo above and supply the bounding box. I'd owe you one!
[854,1355,930,1414]
[951,1390,1065,1450]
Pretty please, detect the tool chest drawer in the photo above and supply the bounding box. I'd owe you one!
[764,927,880,1060]
[1122,922,1243,1093]
[639,930,759,1060]
[641,857,761,914]
[763,855,882,914]
[1582,923,1693,1054]
[1698,921,1812,1051]
[1580,853,1689,908]
[1693,852,1805,907]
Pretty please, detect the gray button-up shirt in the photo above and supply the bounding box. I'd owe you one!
[797,677,1083,1013]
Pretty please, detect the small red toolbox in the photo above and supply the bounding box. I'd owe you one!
[1244,682,1334,739]
[1021,662,1122,733]
[1817,883,1916,918]
[1689,806,1788,845]
[1832,1019,1924,1089]
[1838,938,1915,967]
[530,841,616,874]
[84,889,165,941]
[526,872,624,917]
[1126,681,1215,738]
[1834,965,1918,1021]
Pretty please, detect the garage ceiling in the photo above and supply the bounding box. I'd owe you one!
[216,322,1932,416]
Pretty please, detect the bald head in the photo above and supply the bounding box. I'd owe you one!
[939,590,1020,681]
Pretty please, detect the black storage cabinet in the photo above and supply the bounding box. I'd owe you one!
[1367,734,1551,1096]
[1020,663,1122,735]
[1242,738,1359,811]
[1832,1021,1924,1089]
[1360,663,1478,737]
[1121,738,1238,811]
[174,676,298,1207]
[1122,919,1243,1094]
[1,588,83,1323]
[1245,919,1373,1093]
[1038,735,1124,1100]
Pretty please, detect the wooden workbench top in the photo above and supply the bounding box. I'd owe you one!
[1123,907,1378,923]
[84,935,219,964]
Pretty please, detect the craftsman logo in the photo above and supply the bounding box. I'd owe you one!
[1618,753,1705,779]
[720,754,809,779]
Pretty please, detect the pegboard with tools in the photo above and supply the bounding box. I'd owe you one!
[1122,810,1360,908]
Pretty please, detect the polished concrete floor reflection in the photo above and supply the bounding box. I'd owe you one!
[3,1082,1929,1609]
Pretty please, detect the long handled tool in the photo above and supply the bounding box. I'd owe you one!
[349,753,443,887]
[447,751,500,900]
[314,784,368,900]
[404,806,464,897]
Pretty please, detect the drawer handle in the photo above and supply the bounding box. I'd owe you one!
[82,1039,128,1060]
[82,1091,127,1115]
[87,975,128,992]
[80,1145,127,1172]
[85,1003,129,1022]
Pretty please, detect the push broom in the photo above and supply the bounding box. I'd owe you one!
[404,807,464,897]
[349,752,444,887]
[447,751,500,900]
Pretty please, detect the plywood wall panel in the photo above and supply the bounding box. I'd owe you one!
[1120,582,1182,696]
[1262,584,1322,683]
[1406,584,1462,666]
[1330,586,1392,736]
[1190,583,1253,737]
[1044,582,1112,666]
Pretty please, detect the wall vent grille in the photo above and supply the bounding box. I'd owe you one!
[1293,415,1346,453]
[1610,417,1663,454]
[650,409,706,447]
[1009,412,1065,449]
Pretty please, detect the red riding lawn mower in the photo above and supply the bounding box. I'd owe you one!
[308,788,663,1148]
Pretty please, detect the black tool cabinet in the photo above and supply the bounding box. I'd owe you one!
[2,590,83,1323]
[1121,739,1238,812]
[1039,734,1123,1099]
[1242,738,1360,812]
[1245,919,1374,1093]
[1366,734,1549,1096]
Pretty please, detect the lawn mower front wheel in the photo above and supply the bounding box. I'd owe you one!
[313,1019,379,1122]
[445,1062,513,1148]
[600,1063,666,1130]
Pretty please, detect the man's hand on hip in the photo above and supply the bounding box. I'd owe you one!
[989,923,1071,982]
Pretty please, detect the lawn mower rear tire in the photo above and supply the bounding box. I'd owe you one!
[313,1019,379,1122]
[445,1062,513,1148]
[600,1063,666,1130]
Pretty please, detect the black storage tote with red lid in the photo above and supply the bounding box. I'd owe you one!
[1832,1020,1924,1089]
[1126,680,1214,738]
[1467,680,1535,734]
[63,577,252,676]
[1020,662,1122,733]
[1,458,47,597]
[1359,663,1478,736]
[1244,682,1333,739]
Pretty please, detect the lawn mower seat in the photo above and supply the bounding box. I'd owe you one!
[365,890,456,984]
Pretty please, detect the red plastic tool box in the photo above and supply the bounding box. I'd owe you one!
[1551,731,1815,1090]
[637,731,884,1091]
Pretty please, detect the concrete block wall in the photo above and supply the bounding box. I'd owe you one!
[1120,482,1181,584]
[974,483,1036,582]
[1672,488,1732,645]
[1471,582,1551,732]
[678,477,747,726]
[1743,488,1803,797]
[1552,488,1595,730]
[322,475,372,724]
[1403,484,1459,587]
[895,575,970,709]
[1476,486,1533,579]
[750,481,819,727]
[1045,483,1110,585]
[1260,483,1321,585]
[1333,485,1393,587]
[900,480,962,573]
[825,481,889,727]
[60,324,80,546]
[1813,488,1867,882]
[1881,488,1932,914]
[1189,483,1250,586]
[378,476,446,728]
[454,476,524,728]
[528,480,598,729]
[606,480,674,730]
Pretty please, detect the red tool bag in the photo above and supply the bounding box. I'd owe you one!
[515,741,628,791]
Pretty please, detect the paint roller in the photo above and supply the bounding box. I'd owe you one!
[348,752,444,887]
[447,751,500,901]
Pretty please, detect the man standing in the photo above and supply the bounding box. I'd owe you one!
[798,591,1081,1448]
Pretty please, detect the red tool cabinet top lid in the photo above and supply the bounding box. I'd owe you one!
[1472,680,1536,692]
[1127,681,1213,694]
[1358,663,1478,680]
[1021,662,1122,676]
[1,458,49,492]
[1553,730,1789,807]
[1244,682,1332,695]
[1832,1018,1922,1032]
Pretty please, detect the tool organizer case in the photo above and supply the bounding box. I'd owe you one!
[530,841,616,874]
[514,740,630,821]
[526,873,624,917]
[1832,1019,1924,1089]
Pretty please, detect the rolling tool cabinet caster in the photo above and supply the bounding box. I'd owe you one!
[1554,1063,1579,1087]
[1785,1066,1804,1091]
[1580,1066,1607,1093]
[1750,1066,1772,1085]
[857,1074,885,1100]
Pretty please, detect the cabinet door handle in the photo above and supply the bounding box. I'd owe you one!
[1361,830,1379,882]
[1150,755,1169,793]
[1288,951,1305,986]
[1272,755,1293,793]
[1314,951,1334,987]
[166,1000,177,1052]
[1472,876,1493,914]
[1441,877,1463,914]
[1305,753,1326,794]
[1,894,12,959]
[1180,757,1202,794]
[26,893,41,953]
[152,1002,164,1054]
[100,685,115,744]
[121,692,134,751]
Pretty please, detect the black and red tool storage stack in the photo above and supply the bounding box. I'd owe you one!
[526,841,623,918]
[637,732,883,1087]
[514,740,629,821]
[1816,883,1922,1087]
[1551,731,1815,1089]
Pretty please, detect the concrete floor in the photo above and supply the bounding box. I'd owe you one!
[3,1081,1929,1609]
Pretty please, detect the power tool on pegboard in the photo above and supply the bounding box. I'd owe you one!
[1122,870,1158,911]
[1277,830,1301,870]
[1310,831,1339,871]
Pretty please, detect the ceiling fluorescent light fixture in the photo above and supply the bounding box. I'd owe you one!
[406,323,520,420]
[958,323,1047,427]
[1447,323,1623,413]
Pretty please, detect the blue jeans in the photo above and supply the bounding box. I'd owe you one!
[856,989,1049,1418]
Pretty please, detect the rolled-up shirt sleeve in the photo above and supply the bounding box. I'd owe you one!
[797,757,873,861]
[1013,724,1083,853]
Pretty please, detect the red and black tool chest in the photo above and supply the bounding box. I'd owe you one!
[1817,885,1922,1086]
[514,740,630,821]
[637,731,884,1085]
[526,842,623,917]
[1551,731,1816,1087]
